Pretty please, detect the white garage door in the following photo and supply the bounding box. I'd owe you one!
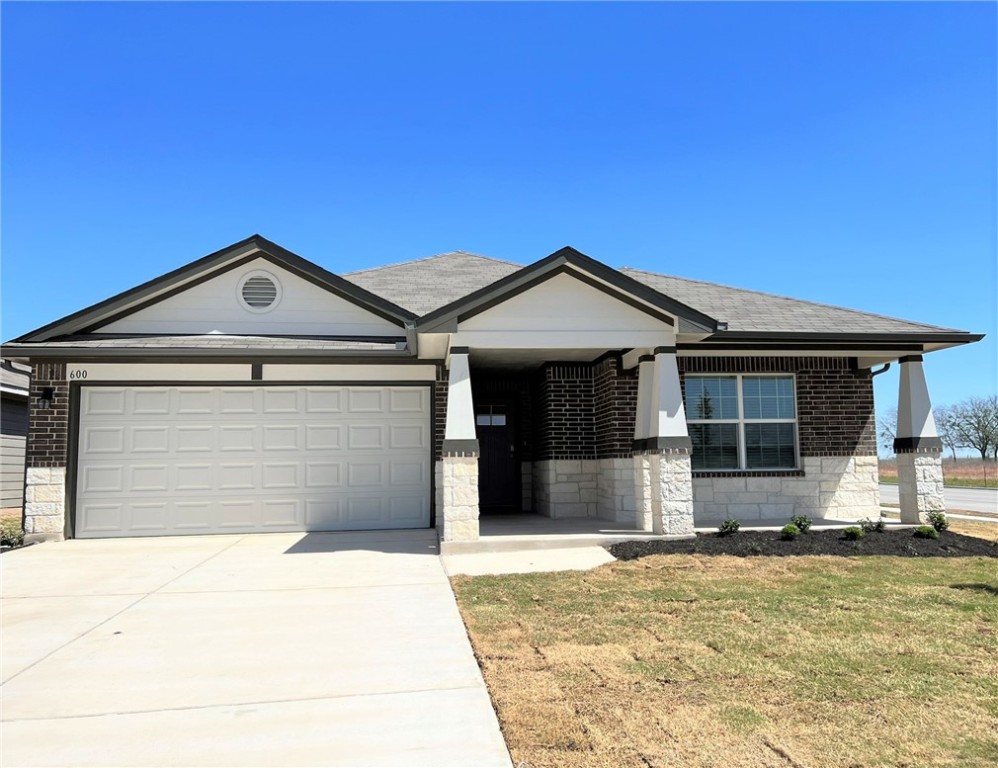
[75,386,431,538]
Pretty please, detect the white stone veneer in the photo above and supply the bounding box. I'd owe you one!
[24,467,66,541]
[597,458,635,523]
[533,459,599,518]
[438,456,480,542]
[692,456,880,524]
[896,452,944,524]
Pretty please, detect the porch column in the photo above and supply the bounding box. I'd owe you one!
[894,355,945,524]
[632,355,655,531]
[440,347,480,542]
[633,347,695,536]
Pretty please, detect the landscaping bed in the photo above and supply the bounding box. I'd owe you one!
[610,527,996,560]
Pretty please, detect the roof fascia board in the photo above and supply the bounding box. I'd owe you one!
[0,347,421,362]
[416,246,718,333]
[13,235,417,343]
[698,331,984,345]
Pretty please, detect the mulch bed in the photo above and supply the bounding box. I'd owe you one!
[608,528,998,560]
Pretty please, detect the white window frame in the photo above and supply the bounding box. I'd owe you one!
[685,373,800,471]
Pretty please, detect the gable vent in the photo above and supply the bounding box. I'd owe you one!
[237,270,282,312]
[240,275,279,309]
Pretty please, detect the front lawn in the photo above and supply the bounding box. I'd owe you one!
[453,553,998,767]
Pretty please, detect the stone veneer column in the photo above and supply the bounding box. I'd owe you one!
[24,362,69,542]
[894,355,945,524]
[633,347,694,536]
[440,347,480,542]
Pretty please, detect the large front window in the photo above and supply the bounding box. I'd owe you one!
[686,375,798,470]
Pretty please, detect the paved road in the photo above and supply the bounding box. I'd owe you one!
[879,484,998,515]
[1,531,512,767]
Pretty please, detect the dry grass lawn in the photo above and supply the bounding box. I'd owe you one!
[880,458,998,488]
[454,554,998,768]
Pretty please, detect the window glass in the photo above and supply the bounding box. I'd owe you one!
[685,376,738,420]
[476,414,491,426]
[742,376,795,419]
[744,423,796,468]
[690,423,739,469]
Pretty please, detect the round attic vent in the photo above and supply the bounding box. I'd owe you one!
[237,271,282,312]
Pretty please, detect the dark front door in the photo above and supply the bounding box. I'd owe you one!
[476,403,519,513]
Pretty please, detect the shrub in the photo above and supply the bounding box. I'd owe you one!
[718,518,740,537]
[842,526,865,541]
[0,517,24,548]
[914,525,939,539]
[789,515,812,533]
[927,511,949,532]
[860,516,887,534]
[781,523,800,541]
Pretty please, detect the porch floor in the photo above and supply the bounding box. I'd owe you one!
[441,509,909,555]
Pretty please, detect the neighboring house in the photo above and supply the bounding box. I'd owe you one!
[0,235,981,544]
[1,360,30,513]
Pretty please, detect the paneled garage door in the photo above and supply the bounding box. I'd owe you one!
[75,386,431,538]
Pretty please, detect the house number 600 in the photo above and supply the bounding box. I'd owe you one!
[69,369,88,380]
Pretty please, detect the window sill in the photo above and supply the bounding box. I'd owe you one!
[692,469,804,478]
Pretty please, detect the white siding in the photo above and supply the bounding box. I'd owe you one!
[98,258,402,336]
[458,272,673,333]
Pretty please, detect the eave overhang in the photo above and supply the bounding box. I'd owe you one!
[415,246,720,334]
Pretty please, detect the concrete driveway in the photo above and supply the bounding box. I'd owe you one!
[1,530,512,767]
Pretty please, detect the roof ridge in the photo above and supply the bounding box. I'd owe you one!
[346,250,522,275]
[619,266,962,333]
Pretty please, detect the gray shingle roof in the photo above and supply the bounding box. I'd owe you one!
[350,251,962,335]
[619,267,960,334]
[347,252,522,317]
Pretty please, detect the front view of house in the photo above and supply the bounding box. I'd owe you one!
[3,236,981,544]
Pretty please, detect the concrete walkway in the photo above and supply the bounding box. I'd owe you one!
[0,531,512,767]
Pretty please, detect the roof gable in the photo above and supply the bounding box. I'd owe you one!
[95,256,404,337]
[416,246,719,333]
[14,235,416,342]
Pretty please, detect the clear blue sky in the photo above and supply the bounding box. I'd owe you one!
[2,2,995,425]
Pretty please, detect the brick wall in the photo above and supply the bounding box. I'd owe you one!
[27,363,69,468]
[678,356,876,458]
[535,363,596,460]
[593,355,638,459]
[434,364,447,460]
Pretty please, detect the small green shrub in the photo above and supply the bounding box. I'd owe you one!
[0,517,24,548]
[718,518,740,537]
[781,523,800,541]
[842,526,865,541]
[914,525,939,539]
[860,516,887,533]
[927,511,949,532]
[789,515,812,533]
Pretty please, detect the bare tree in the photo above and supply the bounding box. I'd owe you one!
[877,406,897,453]
[934,405,961,462]
[951,395,998,462]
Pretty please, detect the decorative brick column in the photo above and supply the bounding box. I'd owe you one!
[894,355,945,524]
[24,362,69,542]
[440,347,480,542]
[633,348,695,536]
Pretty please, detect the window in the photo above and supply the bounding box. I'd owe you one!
[685,375,798,470]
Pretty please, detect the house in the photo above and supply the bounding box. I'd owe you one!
[1,361,30,514]
[1,235,981,545]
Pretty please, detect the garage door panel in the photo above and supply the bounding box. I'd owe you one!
[305,424,342,450]
[83,426,125,454]
[76,386,430,538]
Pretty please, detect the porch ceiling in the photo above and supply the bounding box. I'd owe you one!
[469,347,622,369]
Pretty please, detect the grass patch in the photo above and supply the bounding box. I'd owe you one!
[454,555,998,768]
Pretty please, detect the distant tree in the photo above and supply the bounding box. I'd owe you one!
[951,396,998,462]
[877,406,898,453]
[934,405,961,462]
